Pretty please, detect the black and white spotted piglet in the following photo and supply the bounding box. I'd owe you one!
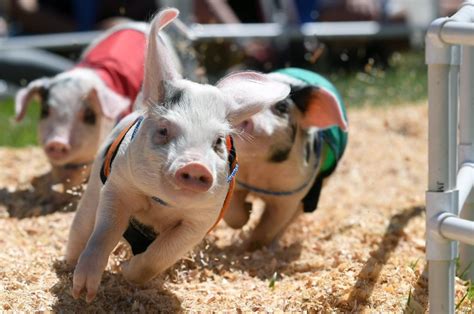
[225,68,348,249]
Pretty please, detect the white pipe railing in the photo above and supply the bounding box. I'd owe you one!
[441,22,474,45]
[439,215,474,245]
[0,21,411,51]
[426,1,474,313]
[456,164,474,211]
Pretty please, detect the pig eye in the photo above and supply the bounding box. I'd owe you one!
[153,127,169,145]
[273,100,290,116]
[159,127,168,137]
[40,102,49,119]
[213,136,225,153]
[83,107,96,125]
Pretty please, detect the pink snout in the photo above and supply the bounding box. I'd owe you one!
[174,163,213,192]
[238,119,254,134]
[45,140,71,160]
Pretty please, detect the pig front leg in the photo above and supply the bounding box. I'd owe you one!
[72,183,131,303]
[66,165,103,266]
[247,197,302,250]
[122,220,209,284]
[223,189,251,229]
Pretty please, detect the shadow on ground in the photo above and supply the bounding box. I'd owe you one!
[165,236,303,283]
[405,264,429,313]
[0,172,80,218]
[50,260,182,312]
[337,206,425,311]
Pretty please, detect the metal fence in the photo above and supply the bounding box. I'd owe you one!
[0,21,411,52]
[426,1,474,312]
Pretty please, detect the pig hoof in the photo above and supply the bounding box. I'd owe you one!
[72,255,103,302]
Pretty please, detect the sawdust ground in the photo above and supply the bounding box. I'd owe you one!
[0,103,472,312]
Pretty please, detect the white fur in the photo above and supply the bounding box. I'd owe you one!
[14,21,184,188]
[66,8,291,303]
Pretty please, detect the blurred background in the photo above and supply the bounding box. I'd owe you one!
[0,0,463,146]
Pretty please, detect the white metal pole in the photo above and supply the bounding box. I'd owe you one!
[426,17,460,312]
[456,164,474,209]
[427,62,458,314]
[459,45,474,281]
[425,5,474,309]
[459,200,474,281]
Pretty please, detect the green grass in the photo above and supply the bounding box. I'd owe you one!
[456,280,474,311]
[0,51,428,147]
[0,98,39,147]
[328,51,427,108]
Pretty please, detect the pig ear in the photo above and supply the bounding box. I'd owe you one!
[293,86,348,131]
[90,88,130,120]
[143,8,182,106]
[15,78,50,121]
[217,71,291,125]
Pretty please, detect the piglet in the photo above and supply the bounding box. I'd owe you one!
[225,68,349,249]
[14,21,180,189]
[65,8,290,303]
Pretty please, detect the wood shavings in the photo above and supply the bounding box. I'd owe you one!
[0,103,472,312]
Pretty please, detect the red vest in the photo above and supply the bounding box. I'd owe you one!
[77,28,146,113]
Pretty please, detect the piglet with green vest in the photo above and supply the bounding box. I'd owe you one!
[65,8,290,303]
[226,68,348,249]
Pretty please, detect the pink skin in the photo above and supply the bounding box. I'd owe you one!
[44,137,71,161]
[14,23,150,188]
[66,8,291,303]
[15,73,127,189]
[174,163,213,192]
[238,119,254,134]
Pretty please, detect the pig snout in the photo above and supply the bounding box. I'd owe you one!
[45,139,71,160]
[238,119,254,134]
[174,163,213,192]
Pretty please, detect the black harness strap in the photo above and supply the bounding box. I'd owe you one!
[123,218,157,255]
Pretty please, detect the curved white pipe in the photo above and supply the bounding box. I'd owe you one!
[456,163,474,211]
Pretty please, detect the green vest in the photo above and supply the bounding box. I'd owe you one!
[275,68,348,177]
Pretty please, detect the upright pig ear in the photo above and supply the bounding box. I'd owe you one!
[15,78,50,121]
[143,8,182,106]
[293,86,348,131]
[90,88,130,120]
[217,71,290,125]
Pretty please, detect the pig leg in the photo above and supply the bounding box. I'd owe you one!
[65,162,103,266]
[122,220,209,284]
[223,189,251,229]
[247,197,301,250]
[270,203,303,246]
[72,183,131,303]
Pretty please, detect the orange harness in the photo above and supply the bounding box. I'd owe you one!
[99,116,238,255]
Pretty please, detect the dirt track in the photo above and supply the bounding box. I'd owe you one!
[0,103,472,312]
